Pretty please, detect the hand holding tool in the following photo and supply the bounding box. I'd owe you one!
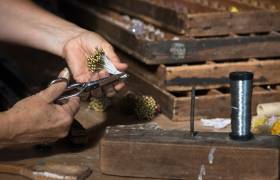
[49,73,128,103]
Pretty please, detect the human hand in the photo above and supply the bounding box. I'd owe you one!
[0,0,127,89]
[5,68,80,145]
[62,30,128,90]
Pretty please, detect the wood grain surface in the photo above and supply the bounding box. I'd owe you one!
[90,0,280,36]
[101,126,280,179]
[61,0,280,65]
[0,102,228,180]
[125,61,280,121]
[120,52,280,91]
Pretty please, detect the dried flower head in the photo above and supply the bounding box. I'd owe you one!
[135,95,159,121]
[87,48,105,73]
[88,97,110,112]
[271,120,280,136]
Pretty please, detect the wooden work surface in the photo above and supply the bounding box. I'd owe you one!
[0,101,228,180]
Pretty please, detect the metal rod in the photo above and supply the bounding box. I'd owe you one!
[190,87,196,136]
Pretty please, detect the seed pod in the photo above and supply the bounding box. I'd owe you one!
[87,48,105,73]
[88,97,110,112]
[135,95,159,121]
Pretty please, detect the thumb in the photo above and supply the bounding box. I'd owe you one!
[40,68,70,103]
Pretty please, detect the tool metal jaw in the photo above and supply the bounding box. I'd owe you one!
[49,72,128,103]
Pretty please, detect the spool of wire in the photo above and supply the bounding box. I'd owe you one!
[229,72,254,141]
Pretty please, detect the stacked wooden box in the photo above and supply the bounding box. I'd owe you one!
[61,0,280,121]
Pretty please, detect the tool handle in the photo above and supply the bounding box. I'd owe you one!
[0,162,92,180]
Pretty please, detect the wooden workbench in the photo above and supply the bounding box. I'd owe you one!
[0,101,229,180]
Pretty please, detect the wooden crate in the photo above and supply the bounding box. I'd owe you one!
[101,126,280,179]
[61,0,280,65]
[120,53,280,91]
[90,0,280,36]
[126,64,280,121]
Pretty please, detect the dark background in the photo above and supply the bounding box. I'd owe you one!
[0,0,72,110]
[0,0,69,92]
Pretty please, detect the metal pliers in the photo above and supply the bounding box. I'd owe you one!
[49,72,128,103]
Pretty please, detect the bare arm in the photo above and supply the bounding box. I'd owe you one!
[0,0,127,147]
[0,0,82,57]
[0,112,12,143]
[0,0,127,83]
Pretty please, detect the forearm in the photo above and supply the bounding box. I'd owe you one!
[0,0,85,57]
[0,111,14,148]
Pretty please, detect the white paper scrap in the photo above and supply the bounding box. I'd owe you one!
[201,118,231,129]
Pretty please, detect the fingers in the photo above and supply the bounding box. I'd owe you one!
[101,42,120,63]
[114,82,126,91]
[61,96,80,117]
[100,44,128,83]
[75,72,92,83]
[39,68,70,103]
[14,136,58,144]
[101,42,128,70]
[98,69,109,79]
[114,62,128,72]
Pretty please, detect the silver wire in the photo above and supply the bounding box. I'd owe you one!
[230,77,253,139]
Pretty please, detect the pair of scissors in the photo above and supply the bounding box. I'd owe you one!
[49,72,128,103]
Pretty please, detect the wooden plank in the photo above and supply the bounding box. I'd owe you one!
[147,34,280,64]
[189,0,263,11]
[118,52,165,89]
[234,0,280,10]
[120,52,280,91]
[89,0,215,35]
[61,0,280,65]
[188,11,280,37]
[159,59,280,91]
[127,67,280,121]
[101,127,280,179]
[0,163,91,180]
[84,0,280,36]
[61,0,153,63]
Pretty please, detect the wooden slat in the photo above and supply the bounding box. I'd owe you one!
[185,0,262,11]
[159,59,280,91]
[89,0,216,34]
[91,0,187,34]
[207,89,222,95]
[188,11,280,37]
[147,34,280,64]
[61,1,153,62]
[118,53,165,88]
[81,0,280,36]
[150,0,217,13]
[127,68,280,121]
[61,1,280,65]
[120,51,280,91]
[101,127,280,179]
[234,0,280,10]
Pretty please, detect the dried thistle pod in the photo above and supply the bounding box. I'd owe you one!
[134,95,159,121]
[87,48,105,73]
[88,97,110,112]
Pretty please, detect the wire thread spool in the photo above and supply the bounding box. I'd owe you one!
[229,72,254,141]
